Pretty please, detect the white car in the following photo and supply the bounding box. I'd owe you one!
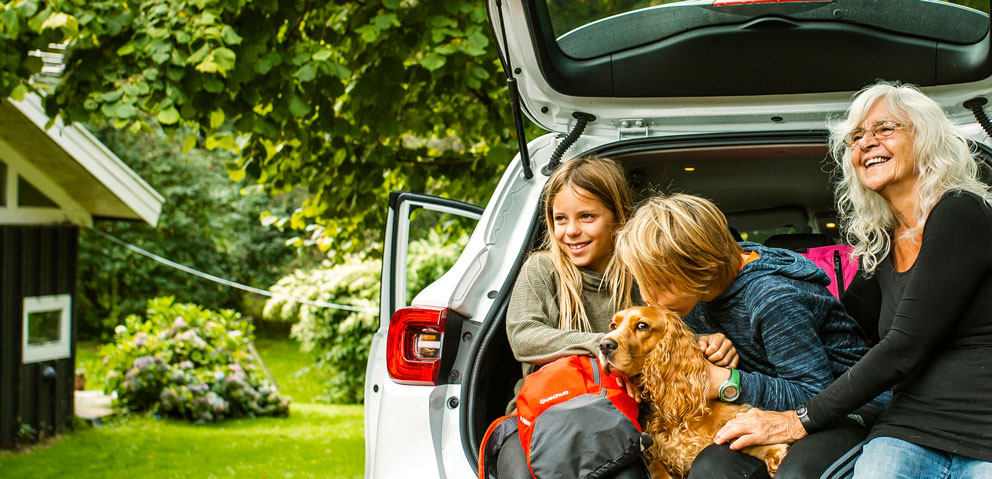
[363,1,992,478]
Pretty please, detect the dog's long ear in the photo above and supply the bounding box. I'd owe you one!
[639,315,709,425]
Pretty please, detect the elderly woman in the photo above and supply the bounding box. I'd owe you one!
[713,82,992,478]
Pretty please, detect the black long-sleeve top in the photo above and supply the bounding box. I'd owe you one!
[807,191,992,462]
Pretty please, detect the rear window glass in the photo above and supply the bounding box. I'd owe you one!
[546,0,990,59]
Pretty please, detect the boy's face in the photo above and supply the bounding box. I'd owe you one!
[643,284,703,318]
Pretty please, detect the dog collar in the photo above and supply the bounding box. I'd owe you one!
[718,368,741,403]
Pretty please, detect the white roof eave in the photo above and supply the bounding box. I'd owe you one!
[9,94,164,226]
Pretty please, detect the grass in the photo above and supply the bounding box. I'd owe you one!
[1,334,363,479]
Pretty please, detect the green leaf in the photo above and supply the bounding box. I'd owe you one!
[471,66,490,79]
[288,94,310,118]
[355,25,377,43]
[156,106,181,125]
[255,52,281,74]
[117,43,136,56]
[196,48,236,76]
[213,47,237,72]
[421,53,446,71]
[26,7,50,32]
[467,31,489,49]
[203,76,224,93]
[374,13,399,30]
[221,26,243,45]
[295,63,317,82]
[10,83,28,102]
[210,109,225,129]
[228,168,246,181]
[188,44,210,65]
[40,12,78,33]
[1,9,20,37]
[206,134,235,150]
[312,49,333,61]
[116,103,137,119]
[182,135,197,152]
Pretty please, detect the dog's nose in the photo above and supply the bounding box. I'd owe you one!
[599,339,618,356]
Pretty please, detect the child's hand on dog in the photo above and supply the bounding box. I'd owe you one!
[698,333,739,367]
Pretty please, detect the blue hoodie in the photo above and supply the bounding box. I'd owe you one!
[683,242,885,411]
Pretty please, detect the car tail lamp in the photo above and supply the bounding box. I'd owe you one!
[386,307,447,385]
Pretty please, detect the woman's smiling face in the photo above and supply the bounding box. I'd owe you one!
[850,101,919,200]
[552,185,617,274]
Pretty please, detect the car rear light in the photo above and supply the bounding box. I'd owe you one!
[386,306,447,385]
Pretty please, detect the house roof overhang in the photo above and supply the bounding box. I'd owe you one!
[0,94,163,227]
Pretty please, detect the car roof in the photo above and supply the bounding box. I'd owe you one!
[489,0,992,133]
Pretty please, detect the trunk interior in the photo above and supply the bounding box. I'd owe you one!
[459,132,992,462]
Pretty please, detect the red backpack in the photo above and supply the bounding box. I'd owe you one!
[478,355,646,479]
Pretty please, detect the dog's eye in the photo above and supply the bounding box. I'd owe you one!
[608,323,617,330]
[636,322,649,331]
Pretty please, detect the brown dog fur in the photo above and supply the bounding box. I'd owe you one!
[599,306,788,479]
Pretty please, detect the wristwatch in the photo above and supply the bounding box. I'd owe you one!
[796,403,814,433]
[718,368,741,402]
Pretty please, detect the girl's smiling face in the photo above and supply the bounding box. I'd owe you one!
[552,186,617,274]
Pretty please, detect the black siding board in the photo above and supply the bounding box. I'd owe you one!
[0,226,79,448]
[19,228,39,440]
[0,227,16,448]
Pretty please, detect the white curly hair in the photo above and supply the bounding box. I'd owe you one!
[828,81,991,275]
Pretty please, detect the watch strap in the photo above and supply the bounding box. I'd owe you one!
[796,403,814,433]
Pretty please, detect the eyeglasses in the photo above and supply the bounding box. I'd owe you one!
[844,121,910,148]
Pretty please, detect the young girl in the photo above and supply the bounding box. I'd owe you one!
[497,157,734,479]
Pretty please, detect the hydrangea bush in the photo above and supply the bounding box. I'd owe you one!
[101,297,290,423]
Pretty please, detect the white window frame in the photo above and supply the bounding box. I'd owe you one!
[22,294,72,363]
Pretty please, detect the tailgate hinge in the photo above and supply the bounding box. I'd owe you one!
[617,119,650,140]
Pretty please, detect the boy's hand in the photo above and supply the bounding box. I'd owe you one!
[698,333,739,367]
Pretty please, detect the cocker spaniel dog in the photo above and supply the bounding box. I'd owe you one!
[598,306,788,479]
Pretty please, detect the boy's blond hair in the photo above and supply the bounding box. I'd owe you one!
[616,193,742,298]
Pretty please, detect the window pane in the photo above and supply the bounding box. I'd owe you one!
[27,310,62,345]
[18,176,57,208]
[405,207,478,304]
[546,0,990,59]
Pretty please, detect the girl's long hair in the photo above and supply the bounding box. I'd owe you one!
[541,156,635,331]
[828,81,992,274]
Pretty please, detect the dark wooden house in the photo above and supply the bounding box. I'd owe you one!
[0,94,163,447]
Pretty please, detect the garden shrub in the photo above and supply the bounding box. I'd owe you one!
[101,297,290,423]
[264,231,468,403]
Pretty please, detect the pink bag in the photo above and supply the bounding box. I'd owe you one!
[801,245,858,300]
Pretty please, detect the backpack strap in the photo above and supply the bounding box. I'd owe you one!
[478,414,518,479]
[833,250,846,297]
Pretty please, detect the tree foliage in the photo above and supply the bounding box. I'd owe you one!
[1,0,517,257]
[78,119,312,340]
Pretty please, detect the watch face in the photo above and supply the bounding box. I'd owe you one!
[723,386,739,400]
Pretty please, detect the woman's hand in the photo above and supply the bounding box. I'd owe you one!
[698,333,739,367]
[713,408,807,449]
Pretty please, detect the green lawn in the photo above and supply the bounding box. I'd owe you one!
[1,335,363,479]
